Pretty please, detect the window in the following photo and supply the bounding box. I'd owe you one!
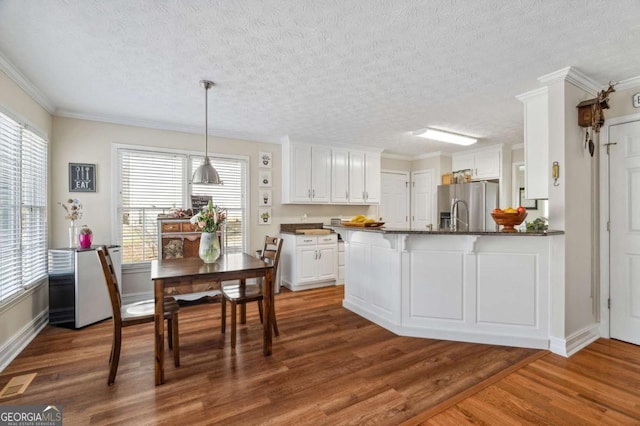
[116,147,248,265]
[0,111,48,304]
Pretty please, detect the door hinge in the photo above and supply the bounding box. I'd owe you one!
[405,181,408,188]
[607,221,610,232]
[406,215,408,222]
[608,298,611,309]
[412,181,415,187]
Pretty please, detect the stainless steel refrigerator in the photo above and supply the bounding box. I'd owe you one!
[437,181,499,231]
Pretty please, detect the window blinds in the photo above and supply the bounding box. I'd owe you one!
[118,148,248,264]
[0,112,48,304]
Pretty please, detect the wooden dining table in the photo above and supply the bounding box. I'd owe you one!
[151,253,275,385]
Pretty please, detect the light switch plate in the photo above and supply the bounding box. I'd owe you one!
[633,92,640,108]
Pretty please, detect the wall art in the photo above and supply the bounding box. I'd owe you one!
[69,163,96,192]
[259,170,272,187]
[259,152,272,168]
[258,208,272,225]
[259,189,272,206]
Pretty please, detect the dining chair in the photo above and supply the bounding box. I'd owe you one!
[220,236,283,348]
[96,245,180,385]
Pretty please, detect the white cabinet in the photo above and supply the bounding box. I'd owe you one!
[349,151,380,204]
[282,142,331,203]
[517,87,549,199]
[452,148,501,181]
[281,233,338,291]
[283,139,381,205]
[331,149,350,203]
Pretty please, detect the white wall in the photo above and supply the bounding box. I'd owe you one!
[0,70,52,370]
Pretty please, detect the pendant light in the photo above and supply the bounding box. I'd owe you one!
[192,80,223,185]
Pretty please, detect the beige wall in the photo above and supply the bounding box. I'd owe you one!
[0,71,52,369]
[607,86,640,119]
[381,157,411,172]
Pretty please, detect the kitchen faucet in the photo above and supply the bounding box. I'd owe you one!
[450,198,469,232]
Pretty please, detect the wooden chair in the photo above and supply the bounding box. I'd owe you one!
[96,245,180,385]
[220,236,283,348]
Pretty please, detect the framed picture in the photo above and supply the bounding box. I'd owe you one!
[259,170,272,187]
[259,152,272,168]
[259,189,272,206]
[69,163,96,192]
[258,208,272,225]
[519,187,537,209]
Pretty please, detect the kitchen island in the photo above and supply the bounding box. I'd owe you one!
[331,226,564,352]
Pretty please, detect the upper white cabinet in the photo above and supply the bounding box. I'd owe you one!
[282,142,331,203]
[331,149,350,203]
[283,139,381,204]
[516,87,549,199]
[452,147,501,181]
[348,151,380,204]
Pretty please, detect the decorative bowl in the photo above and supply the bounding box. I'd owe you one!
[491,212,527,232]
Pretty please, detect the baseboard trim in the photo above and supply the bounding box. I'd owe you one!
[549,323,600,357]
[0,308,49,372]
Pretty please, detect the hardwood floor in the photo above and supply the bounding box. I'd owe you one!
[1,286,639,425]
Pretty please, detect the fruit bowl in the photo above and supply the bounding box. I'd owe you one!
[491,212,527,232]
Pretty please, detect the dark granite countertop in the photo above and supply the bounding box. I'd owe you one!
[330,225,563,236]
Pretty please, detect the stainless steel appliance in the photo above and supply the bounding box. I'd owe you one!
[437,181,499,231]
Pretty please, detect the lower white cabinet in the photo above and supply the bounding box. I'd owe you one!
[281,233,338,291]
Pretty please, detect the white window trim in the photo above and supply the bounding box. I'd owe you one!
[111,143,250,268]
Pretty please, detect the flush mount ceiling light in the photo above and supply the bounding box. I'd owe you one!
[412,128,477,146]
[192,80,223,185]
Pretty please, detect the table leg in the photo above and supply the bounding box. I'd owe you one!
[154,279,165,385]
[263,268,273,356]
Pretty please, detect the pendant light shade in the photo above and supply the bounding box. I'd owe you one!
[192,80,223,185]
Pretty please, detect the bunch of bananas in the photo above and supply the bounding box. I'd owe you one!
[350,214,376,224]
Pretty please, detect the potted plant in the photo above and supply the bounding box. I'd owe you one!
[261,212,270,223]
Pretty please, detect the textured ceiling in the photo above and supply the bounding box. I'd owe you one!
[1,0,639,156]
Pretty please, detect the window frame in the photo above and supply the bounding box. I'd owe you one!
[112,143,249,268]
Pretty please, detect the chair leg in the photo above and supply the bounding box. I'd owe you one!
[171,313,180,367]
[230,301,237,349]
[167,318,173,350]
[221,297,226,334]
[239,279,247,324]
[257,300,264,324]
[108,326,122,386]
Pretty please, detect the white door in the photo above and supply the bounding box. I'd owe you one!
[349,151,366,203]
[364,153,381,203]
[316,245,337,280]
[610,120,640,344]
[331,149,350,203]
[380,171,409,228]
[311,146,331,202]
[412,170,435,230]
[296,246,318,283]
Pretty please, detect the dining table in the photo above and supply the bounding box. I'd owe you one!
[151,253,275,385]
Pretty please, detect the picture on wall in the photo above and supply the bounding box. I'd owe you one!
[519,187,538,209]
[259,152,272,168]
[69,163,96,192]
[259,189,272,206]
[259,170,272,187]
[258,208,272,225]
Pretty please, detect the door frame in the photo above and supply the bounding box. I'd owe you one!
[381,169,410,227]
[599,112,640,338]
[512,161,524,209]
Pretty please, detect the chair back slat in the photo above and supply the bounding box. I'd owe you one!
[261,236,283,274]
[96,246,122,327]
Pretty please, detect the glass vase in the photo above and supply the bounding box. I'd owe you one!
[78,232,93,249]
[68,220,78,248]
[199,232,221,263]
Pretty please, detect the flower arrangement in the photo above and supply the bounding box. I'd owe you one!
[59,198,83,222]
[190,200,226,233]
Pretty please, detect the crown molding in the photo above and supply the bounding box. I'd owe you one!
[414,151,447,160]
[55,110,281,144]
[515,86,548,102]
[537,66,601,94]
[616,75,640,91]
[0,52,56,114]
